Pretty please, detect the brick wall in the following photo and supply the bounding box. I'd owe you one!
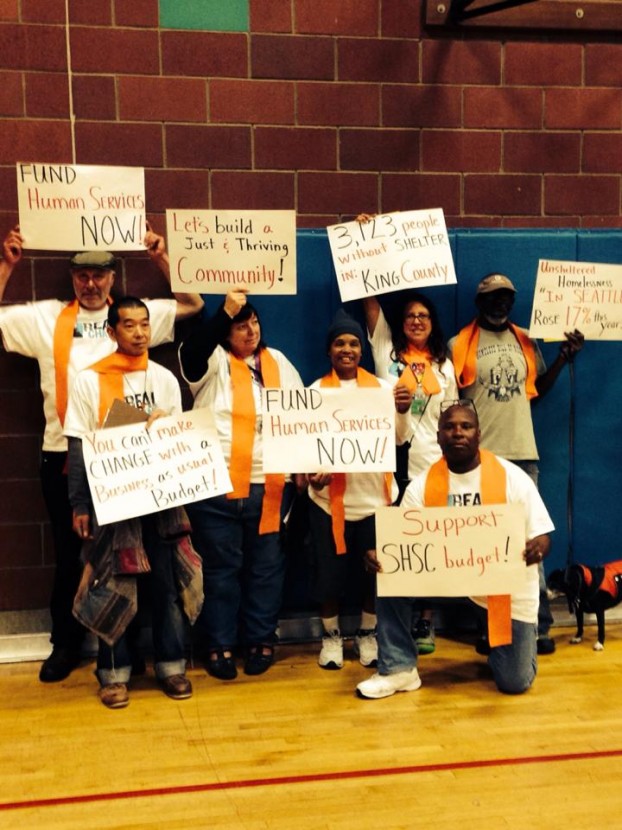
[0,0,621,612]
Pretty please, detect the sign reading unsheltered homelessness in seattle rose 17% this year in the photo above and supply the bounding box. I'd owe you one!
[327,208,457,303]
[81,408,232,526]
[529,259,622,341]
[16,162,146,252]
[261,386,396,474]
[166,209,297,295]
[375,503,528,599]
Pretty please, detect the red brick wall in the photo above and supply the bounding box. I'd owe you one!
[0,0,621,611]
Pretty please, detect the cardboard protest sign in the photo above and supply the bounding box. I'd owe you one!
[17,162,146,251]
[261,386,396,473]
[376,503,527,598]
[166,209,296,294]
[327,208,456,302]
[529,259,622,340]
[81,408,232,525]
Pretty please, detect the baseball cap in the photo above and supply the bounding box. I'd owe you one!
[476,273,516,295]
[69,251,116,270]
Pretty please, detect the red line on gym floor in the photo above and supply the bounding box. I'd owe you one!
[2,747,621,812]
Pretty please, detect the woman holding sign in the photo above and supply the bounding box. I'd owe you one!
[179,290,302,680]
[363,288,458,654]
[305,310,412,671]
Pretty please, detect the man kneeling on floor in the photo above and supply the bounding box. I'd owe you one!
[64,297,203,709]
[357,400,554,699]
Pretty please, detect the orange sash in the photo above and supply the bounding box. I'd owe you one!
[228,349,284,535]
[398,347,441,396]
[320,368,392,555]
[452,319,538,400]
[53,298,113,426]
[424,449,512,647]
[89,351,148,427]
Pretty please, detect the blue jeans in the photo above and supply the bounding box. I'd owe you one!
[97,516,187,686]
[187,485,285,650]
[376,596,537,694]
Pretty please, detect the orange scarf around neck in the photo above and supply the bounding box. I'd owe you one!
[89,351,148,427]
[228,348,284,535]
[398,347,441,396]
[424,449,512,647]
[452,319,538,399]
[320,367,393,555]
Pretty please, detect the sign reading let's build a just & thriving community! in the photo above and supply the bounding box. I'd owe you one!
[166,209,297,294]
[375,503,527,598]
[17,163,146,251]
[327,208,457,303]
[529,259,622,341]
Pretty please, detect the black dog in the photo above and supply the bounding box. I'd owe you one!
[547,561,622,651]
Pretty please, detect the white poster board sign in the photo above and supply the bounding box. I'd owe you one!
[82,408,232,525]
[166,209,297,294]
[17,162,146,251]
[376,503,527,597]
[327,208,457,302]
[529,259,622,340]
[261,386,396,473]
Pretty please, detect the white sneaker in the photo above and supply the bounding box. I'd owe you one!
[356,667,422,699]
[354,628,378,667]
[318,629,344,670]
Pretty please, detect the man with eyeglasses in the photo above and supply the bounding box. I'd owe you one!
[357,400,554,698]
[448,273,584,655]
[0,225,204,683]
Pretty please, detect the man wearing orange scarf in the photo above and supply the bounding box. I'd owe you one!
[63,297,194,709]
[357,402,554,699]
[448,273,584,656]
[0,225,203,683]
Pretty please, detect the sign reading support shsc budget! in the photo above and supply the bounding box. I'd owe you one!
[166,209,297,294]
[81,408,232,525]
[17,162,146,252]
[529,259,622,341]
[375,503,527,598]
[327,208,457,302]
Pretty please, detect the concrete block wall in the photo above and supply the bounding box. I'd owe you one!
[0,0,620,614]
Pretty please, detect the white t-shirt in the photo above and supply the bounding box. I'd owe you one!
[64,359,182,438]
[369,307,458,477]
[0,298,176,451]
[307,375,410,521]
[402,456,555,623]
[447,326,546,460]
[182,344,303,484]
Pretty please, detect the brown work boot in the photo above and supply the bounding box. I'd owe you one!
[159,674,193,700]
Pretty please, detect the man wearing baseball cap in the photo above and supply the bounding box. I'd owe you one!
[0,225,203,683]
[448,272,584,655]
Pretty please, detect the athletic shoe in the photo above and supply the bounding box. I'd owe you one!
[413,618,436,655]
[318,629,343,670]
[356,667,422,699]
[354,628,378,667]
[99,682,129,709]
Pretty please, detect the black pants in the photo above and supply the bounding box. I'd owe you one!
[40,451,86,650]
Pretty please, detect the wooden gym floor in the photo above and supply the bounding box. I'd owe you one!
[1,625,622,830]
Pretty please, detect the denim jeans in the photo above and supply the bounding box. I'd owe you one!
[97,515,187,686]
[186,484,285,650]
[376,596,538,694]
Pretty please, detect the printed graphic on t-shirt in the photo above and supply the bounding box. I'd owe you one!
[448,491,481,506]
[73,320,109,339]
[125,391,156,413]
[477,341,526,403]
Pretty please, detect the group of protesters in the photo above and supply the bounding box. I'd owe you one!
[0,221,583,708]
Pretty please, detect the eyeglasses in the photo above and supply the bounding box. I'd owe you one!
[440,398,477,414]
[404,312,431,321]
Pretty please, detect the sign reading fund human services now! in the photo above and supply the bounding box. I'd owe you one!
[261,387,396,474]
[166,209,297,294]
[375,503,527,598]
[82,408,232,525]
[327,208,457,303]
[16,163,146,251]
[529,259,622,341]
